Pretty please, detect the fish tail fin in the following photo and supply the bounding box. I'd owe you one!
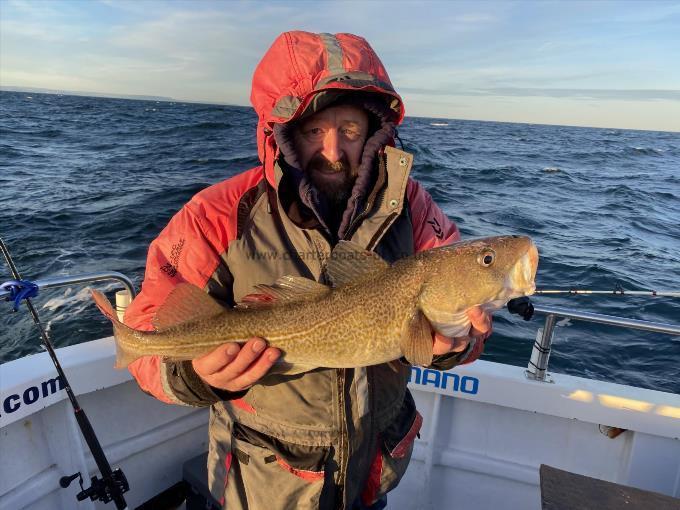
[91,289,141,369]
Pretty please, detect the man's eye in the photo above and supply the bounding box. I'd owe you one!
[342,128,361,139]
[303,127,324,138]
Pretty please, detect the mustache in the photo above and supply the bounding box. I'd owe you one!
[308,153,352,174]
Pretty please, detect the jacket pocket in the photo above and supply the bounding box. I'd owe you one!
[247,368,336,430]
[361,393,422,506]
[223,422,335,510]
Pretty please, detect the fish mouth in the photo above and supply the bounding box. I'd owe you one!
[504,241,539,298]
[479,242,538,314]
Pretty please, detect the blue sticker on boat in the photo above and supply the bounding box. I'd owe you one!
[1,376,65,416]
[409,366,479,395]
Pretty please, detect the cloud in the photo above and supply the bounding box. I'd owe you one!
[2,0,679,130]
[480,88,680,101]
[405,94,680,132]
[401,87,680,102]
[6,0,61,17]
[0,18,77,43]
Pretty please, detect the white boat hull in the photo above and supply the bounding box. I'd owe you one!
[1,337,678,509]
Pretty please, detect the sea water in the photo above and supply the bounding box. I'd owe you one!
[1,91,679,393]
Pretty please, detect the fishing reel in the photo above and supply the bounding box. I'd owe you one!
[507,296,535,320]
[60,469,129,504]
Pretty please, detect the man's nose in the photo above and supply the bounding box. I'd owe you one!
[321,129,342,163]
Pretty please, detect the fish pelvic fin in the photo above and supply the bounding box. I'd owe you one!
[401,310,434,367]
[91,289,141,369]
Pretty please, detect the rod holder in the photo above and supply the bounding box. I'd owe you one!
[526,314,556,382]
[115,290,132,322]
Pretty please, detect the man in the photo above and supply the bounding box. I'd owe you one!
[124,31,492,509]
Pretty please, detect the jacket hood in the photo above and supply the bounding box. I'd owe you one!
[250,31,405,187]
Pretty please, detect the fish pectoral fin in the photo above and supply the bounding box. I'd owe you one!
[153,283,226,330]
[401,310,434,367]
[325,241,389,287]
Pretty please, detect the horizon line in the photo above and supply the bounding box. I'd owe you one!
[2,85,677,134]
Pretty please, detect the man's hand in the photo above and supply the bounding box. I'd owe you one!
[432,306,493,355]
[192,338,281,392]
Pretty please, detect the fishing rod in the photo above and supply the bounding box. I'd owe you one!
[0,238,129,509]
[535,286,680,298]
[506,285,679,323]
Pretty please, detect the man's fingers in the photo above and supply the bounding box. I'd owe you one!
[222,347,281,390]
[203,339,280,390]
[467,306,492,335]
[192,338,269,377]
[429,309,494,358]
[192,343,241,376]
[433,332,467,355]
[432,333,454,355]
[215,338,269,380]
[470,326,490,340]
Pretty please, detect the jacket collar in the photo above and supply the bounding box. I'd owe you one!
[272,146,414,245]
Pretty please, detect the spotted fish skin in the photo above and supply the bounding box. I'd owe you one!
[92,235,538,371]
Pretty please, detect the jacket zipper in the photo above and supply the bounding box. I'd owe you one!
[336,367,348,507]
[307,231,349,504]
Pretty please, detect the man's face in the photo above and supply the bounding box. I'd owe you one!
[293,104,369,204]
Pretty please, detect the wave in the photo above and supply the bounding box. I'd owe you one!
[0,144,25,158]
[628,146,663,157]
[148,121,232,136]
[0,127,64,138]
[603,184,646,200]
[83,142,120,151]
[41,286,92,312]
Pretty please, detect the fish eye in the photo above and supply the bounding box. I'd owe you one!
[478,249,496,267]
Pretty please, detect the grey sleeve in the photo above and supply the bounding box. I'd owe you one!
[163,361,248,407]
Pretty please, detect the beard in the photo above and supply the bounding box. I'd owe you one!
[305,153,360,207]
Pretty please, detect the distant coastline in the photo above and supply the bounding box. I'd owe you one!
[0,85,176,103]
[1,86,674,134]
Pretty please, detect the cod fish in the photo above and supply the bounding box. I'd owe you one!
[92,236,538,373]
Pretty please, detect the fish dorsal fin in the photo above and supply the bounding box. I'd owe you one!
[153,283,226,330]
[326,241,389,287]
[401,310,434,367]
[237,276,330,309]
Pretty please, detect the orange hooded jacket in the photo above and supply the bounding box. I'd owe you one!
[124,32,485,405]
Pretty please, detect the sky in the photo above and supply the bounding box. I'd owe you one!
[1,0,679,132]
